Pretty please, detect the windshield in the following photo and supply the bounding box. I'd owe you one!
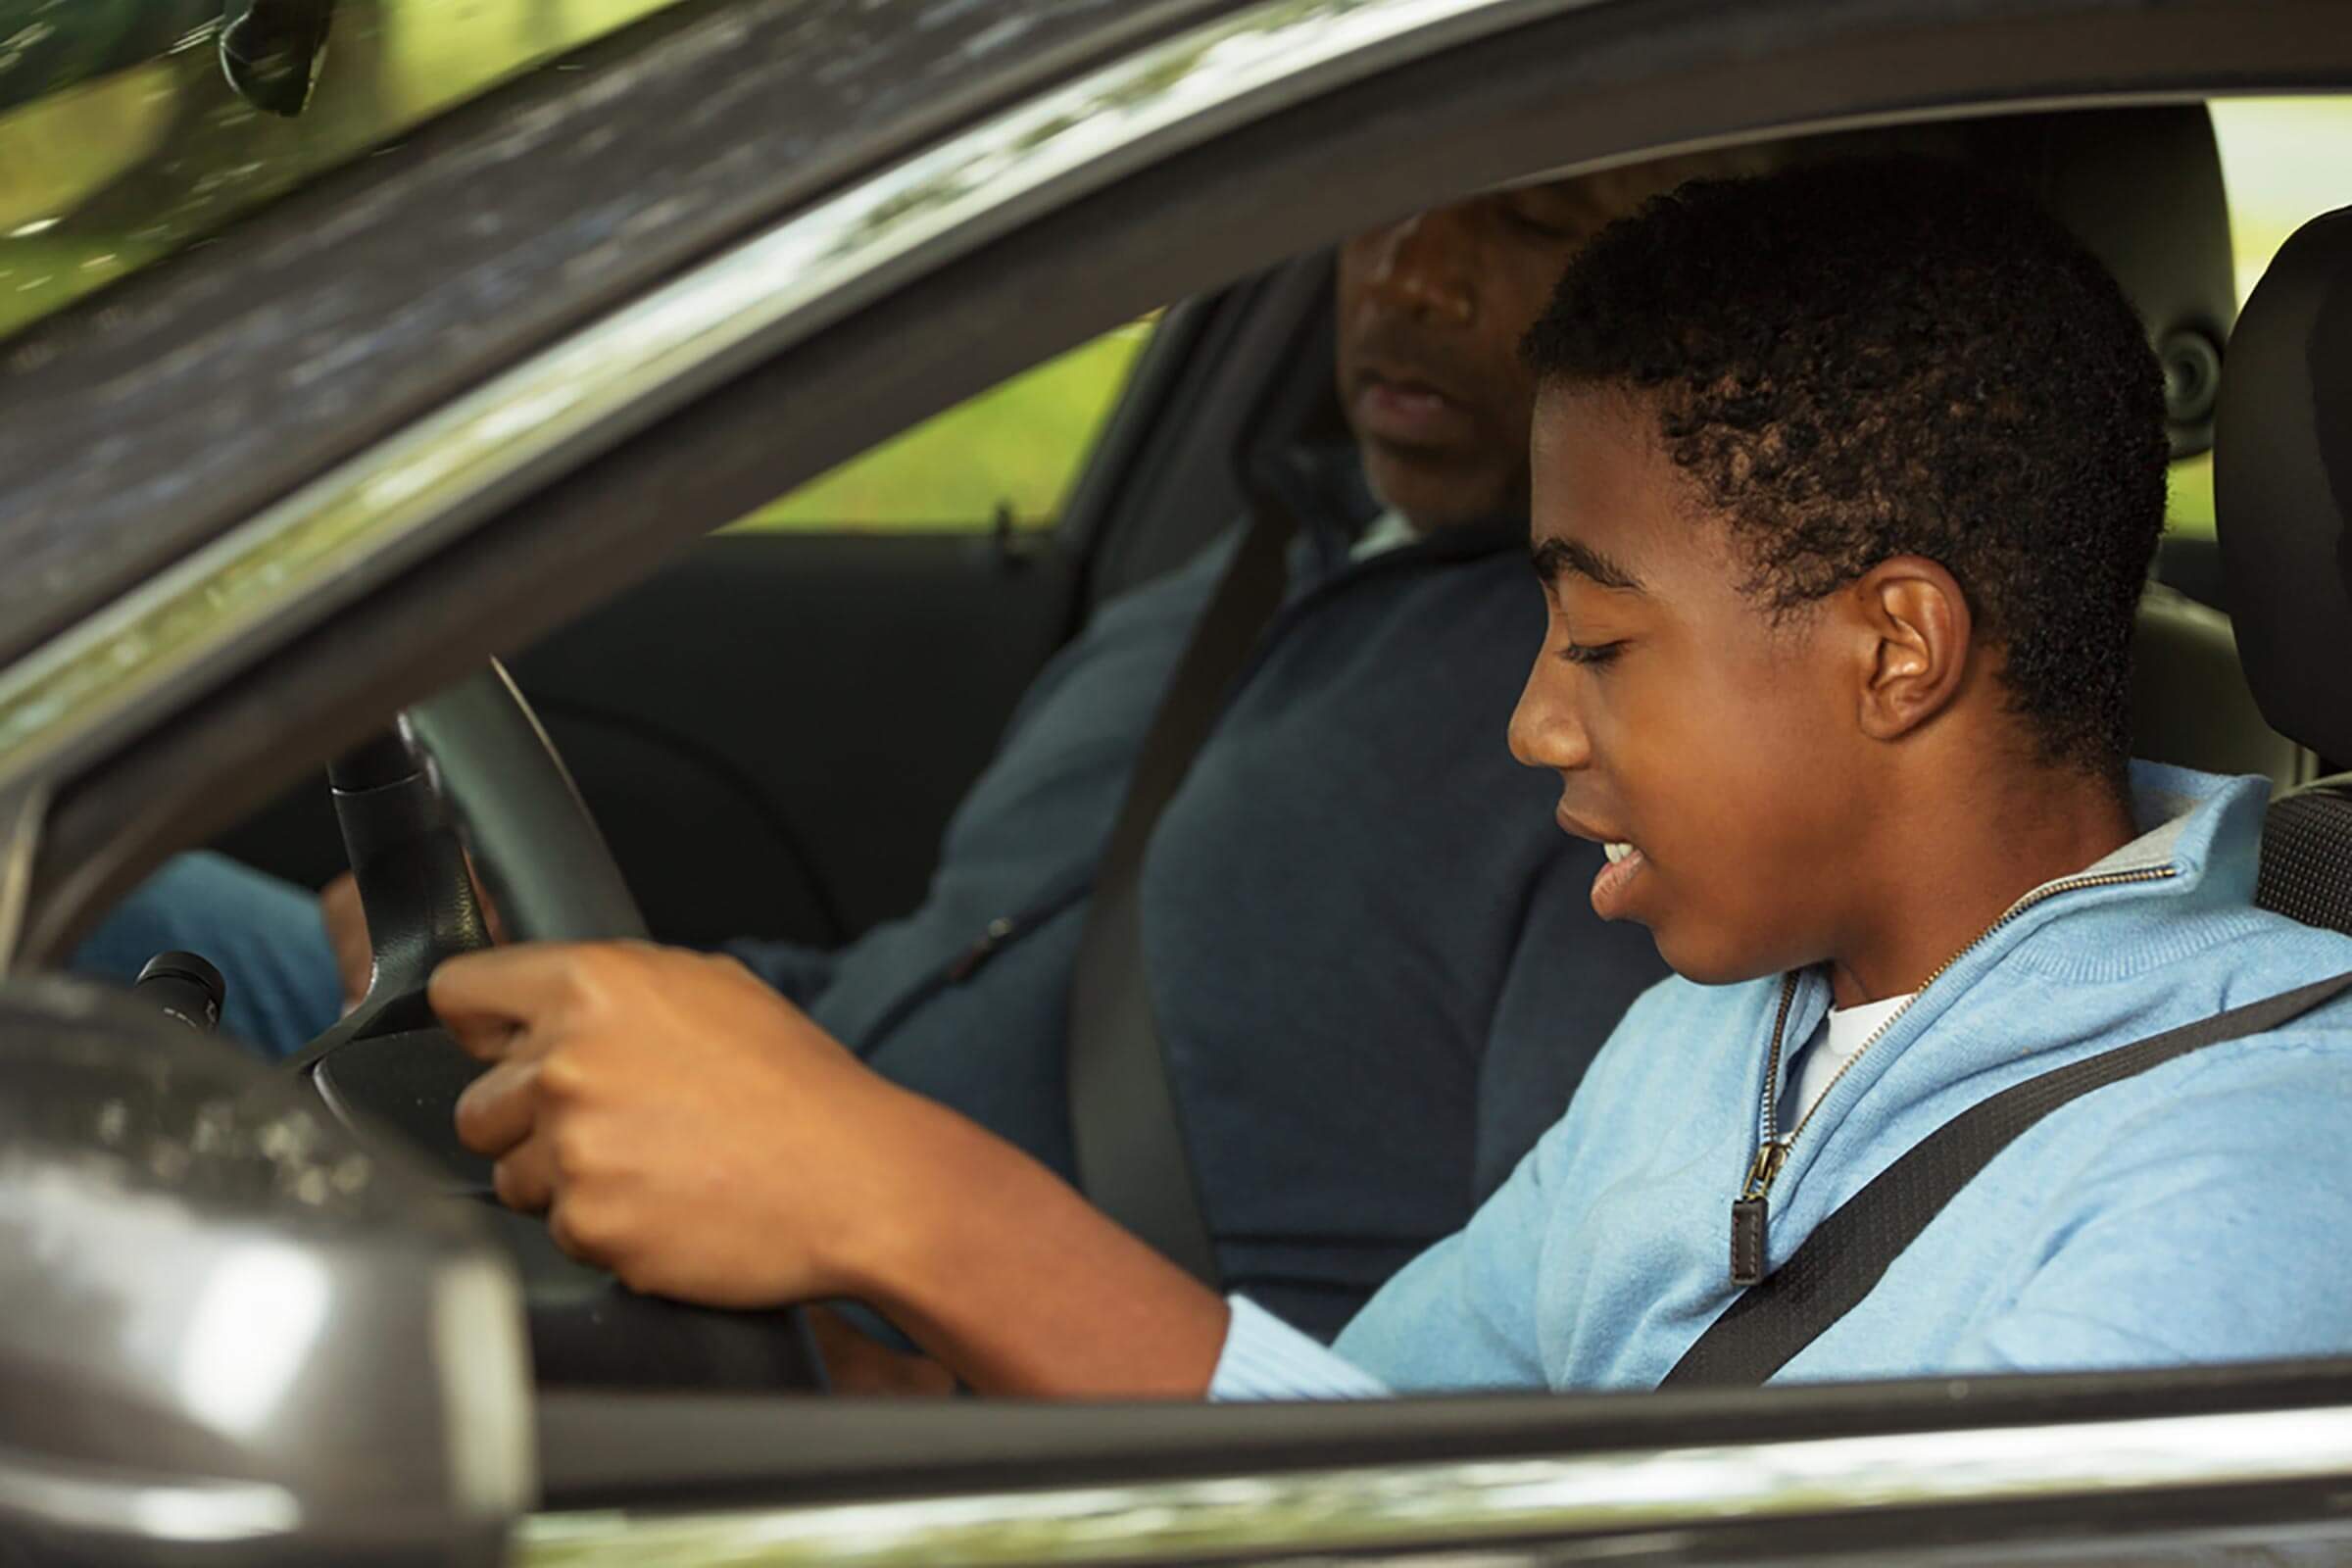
[0,0,690,339]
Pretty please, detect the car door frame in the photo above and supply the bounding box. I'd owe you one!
[519,1357,2352,1562]
[7,0,2352,1554]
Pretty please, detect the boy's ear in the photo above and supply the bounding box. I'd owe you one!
[1847,556,1973,743]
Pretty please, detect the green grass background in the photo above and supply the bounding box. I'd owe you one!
[734,321,1157,533]
[2157,97,2352,539]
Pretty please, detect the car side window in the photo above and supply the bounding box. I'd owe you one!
[730,318,1157,535]
[2165,96,2352,537]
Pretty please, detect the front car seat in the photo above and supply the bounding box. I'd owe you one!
[2213,203,2352,932]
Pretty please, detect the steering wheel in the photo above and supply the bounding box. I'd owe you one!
[292,662,824,1391]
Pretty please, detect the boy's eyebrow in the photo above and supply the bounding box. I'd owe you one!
[1530,537,1646,594]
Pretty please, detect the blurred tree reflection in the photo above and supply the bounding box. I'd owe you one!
[0,0,680,332]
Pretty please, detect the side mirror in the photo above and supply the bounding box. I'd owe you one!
[219,0,337,118]
[0,977,530,1566]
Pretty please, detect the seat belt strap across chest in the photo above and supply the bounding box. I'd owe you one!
[1661,966,2352,1388]
[1065,498,1299,1288]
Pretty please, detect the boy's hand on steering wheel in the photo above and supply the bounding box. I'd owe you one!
[430,939,1233,1398]
[428,941,961,1311]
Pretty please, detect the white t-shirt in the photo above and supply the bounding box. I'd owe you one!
[1350,509,1419,561]
[1785,991,1915,1127]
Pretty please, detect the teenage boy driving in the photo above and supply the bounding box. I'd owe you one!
[428,158,2352,1396]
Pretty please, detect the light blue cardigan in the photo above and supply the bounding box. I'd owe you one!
[1216,763,2352,1396]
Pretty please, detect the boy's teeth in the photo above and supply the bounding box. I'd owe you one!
[1604,841,1635,864]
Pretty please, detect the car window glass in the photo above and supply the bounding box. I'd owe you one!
[2166,95,2352,537]
[731,318,1158,535]
[0,0,691,339]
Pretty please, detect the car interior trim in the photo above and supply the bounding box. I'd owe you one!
[511,1401,2352,1564]
[0,0,1585,808]
[0,780,43,973]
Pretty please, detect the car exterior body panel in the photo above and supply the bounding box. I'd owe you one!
[4,0,2352,1559]
[515,1380,2352,1563]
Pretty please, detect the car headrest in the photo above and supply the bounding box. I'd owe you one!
[2215,204,2352,763]
[1884,107,2238,460]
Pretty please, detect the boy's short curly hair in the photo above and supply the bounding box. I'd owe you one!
[1522,156,2170,775]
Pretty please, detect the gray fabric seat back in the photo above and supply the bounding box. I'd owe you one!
[2212,203,2352,934]
[2131,581,2307,792]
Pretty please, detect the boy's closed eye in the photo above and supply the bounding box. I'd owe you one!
[1557,639,1627,667]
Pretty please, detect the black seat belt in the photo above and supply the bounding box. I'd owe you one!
[1066,493,1301,1288]
[1662,967,2352,1388]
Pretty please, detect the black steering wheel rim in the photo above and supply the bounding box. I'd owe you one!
[289,656,649,1189]
[295,662,825,1392]
[404,662,648,947]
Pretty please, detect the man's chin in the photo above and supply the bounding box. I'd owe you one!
[1360,447,1518,531]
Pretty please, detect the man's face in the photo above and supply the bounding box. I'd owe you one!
[1508,387,1871,985]
[1334,182,1605,530]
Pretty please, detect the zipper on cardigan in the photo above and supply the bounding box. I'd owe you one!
[859,913,1034,1053]
[946,916,1019,981]
[1727,863,2179,1287]
[1732,975,1800,1285]
[855,879,1092,1055]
